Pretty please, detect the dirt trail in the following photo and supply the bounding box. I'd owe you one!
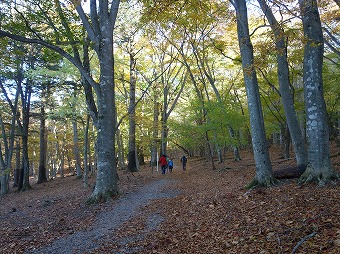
[25,178,179,254]
[2,149,339,254]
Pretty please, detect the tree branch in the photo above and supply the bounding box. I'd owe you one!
[74,3,96,42]
[291,232,317,254]
[0,30,98,93]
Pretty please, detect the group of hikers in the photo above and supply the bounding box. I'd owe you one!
[159,154,187,174]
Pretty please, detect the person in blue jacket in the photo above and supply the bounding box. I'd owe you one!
[168,159,174,173]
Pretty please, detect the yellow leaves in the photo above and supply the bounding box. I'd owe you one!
[70,0,81,7]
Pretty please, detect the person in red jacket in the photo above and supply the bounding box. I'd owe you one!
[159,154,168,174]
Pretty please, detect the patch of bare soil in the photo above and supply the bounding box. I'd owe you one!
[1,145,339,254]
[0,169,161,254]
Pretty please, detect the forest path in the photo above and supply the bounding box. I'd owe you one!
[25,176,180,254]
[3,149,340,253]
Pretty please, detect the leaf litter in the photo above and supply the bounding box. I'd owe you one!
[0,145,339,254]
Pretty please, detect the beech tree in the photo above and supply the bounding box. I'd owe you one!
[257,0,307,169]
[114,1,144,173]
[297,0,339,184]
[37,82,48,184]
[232,0,276,188]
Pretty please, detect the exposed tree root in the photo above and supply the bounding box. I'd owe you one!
[86,190,120,204]
[298,168,340,186]
[19,184,33,192]
[245,176,278,190]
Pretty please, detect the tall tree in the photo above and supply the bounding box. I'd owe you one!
[0,81,19,194]
[257,0,307,168]
[37,83,48,184]
[71,85,83,178]
[232,0,276,188]
[126,48,138,172]
[298,0,339,184]
[0,0,122,202]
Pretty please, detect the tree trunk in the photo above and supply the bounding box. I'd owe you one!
[73,120,83,178]
[298,0,339,185]
[0,79,20,193]
[60,146,65,178]
[205,131,216,170]
[229,128,241,161]
[257,0,307,168]
[87,24,119,203]
[83,114,90,188]
[13,139,20,187]
[0,116,11,194]
[161,80,169,156]
[127,52,138,172]
[20,127,31,191]
[161,116,168,156]
[116,128,126,170]
[151,88,160,166]
[18,79,32,191]
[37,103,48,184]
[234,0,276,188]
[284,124,291,159]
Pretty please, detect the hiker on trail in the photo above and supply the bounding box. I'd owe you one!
[159,154,168,174]
[181,155,187,171]
[168,159,174,173]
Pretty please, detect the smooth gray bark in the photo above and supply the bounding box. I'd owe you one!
[83,115,90,188]
[298,0,339,184]
[234,0,276,187]
[75,1,122,201]
[257,0,307,168]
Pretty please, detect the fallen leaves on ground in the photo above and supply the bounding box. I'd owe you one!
[0,145,339,254]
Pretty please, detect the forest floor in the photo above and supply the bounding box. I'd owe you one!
[0,145,339,254]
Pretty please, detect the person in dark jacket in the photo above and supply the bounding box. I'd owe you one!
[181,155,187,171]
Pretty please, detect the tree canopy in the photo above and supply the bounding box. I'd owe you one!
[0,0,339,198]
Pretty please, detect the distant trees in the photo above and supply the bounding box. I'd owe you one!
[0,0,338,198]
[0,1,122,202]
